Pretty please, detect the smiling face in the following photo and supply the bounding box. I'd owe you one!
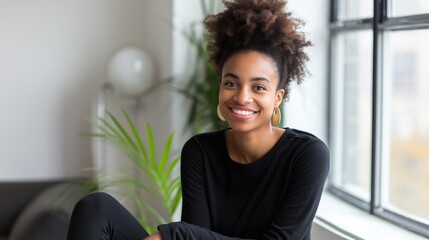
[219,50,285,133]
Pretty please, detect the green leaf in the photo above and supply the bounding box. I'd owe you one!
[169,187,182,216]
[122,108,149,163]
[145,124,157,169]
[98,117,127,144]
[166,177,181,198]
[143,202,167,225]
[159,132,174,175]
[106,111,138,151]
[165,156,181,181]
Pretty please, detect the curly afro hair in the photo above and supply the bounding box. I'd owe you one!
[203,0,311,100]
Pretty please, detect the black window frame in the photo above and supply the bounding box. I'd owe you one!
[328,0,429,237]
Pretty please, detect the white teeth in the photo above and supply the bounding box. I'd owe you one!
[232,108,254,115]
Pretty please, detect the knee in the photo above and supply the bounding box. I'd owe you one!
[73,192,115,214]
[68,192,117,238]
[80,191,114,204]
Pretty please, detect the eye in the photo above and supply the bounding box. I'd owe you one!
[253,85,267,91]
[223,81,237,88]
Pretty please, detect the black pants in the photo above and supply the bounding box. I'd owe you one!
[67,192,150,240]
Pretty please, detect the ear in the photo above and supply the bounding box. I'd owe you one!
[275,89,285,107]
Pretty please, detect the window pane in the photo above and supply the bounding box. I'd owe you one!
[388,0,429,17]
[381,29,429,224]
[331,30,373,201]
[337,0,373,20]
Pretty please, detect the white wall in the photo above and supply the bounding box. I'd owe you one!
[284,0,330,142]
[0,0,174,181]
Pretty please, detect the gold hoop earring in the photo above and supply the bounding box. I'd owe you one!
[271,106,281,126]
[217,105,225,121]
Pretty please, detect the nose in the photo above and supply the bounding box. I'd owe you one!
[233,88,252,104]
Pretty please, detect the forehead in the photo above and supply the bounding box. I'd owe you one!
[222,50,279,79]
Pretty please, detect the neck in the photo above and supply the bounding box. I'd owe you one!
[226,126,283,164]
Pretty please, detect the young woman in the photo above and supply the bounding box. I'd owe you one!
[67,0,329,239]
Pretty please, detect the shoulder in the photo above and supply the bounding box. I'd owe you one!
[181,129,227,172]
[284,128,330,168]
[286,128,323,141]
[285,128,328,150]
[181,129,227,162]
[182,129,226,152]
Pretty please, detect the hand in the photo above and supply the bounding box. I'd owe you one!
[144,231,163,240]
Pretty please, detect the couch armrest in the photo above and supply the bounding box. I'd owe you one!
[0,181,63,236]
[8,182,86,240]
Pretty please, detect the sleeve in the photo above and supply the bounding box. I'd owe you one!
[158,138,330,240]
[179,137,211,228]
[158,222,251,240]
[262,140,330,239]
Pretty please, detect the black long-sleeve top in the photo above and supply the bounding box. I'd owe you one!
[158,128,330,240]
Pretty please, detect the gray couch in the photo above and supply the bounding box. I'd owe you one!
[0,181,85,240]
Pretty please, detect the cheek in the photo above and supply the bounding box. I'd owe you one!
[218,92,226,103]
[218,88,224,99]
[264,100,276,110]
[259,92,278,105]
[218,89,228,103]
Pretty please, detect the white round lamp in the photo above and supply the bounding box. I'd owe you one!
[107,47,154,97]
[96,47,154,181]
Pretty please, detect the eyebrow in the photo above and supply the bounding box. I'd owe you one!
[223,73,270,82]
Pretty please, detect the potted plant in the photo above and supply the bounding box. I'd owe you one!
[61,109,181,233]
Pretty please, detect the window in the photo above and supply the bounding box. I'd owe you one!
[329,0,429,237]
[389,0,429,17]
[331,30,373,202]
[337,0,373,20]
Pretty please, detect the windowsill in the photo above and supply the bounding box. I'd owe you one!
[314,191,427,240]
